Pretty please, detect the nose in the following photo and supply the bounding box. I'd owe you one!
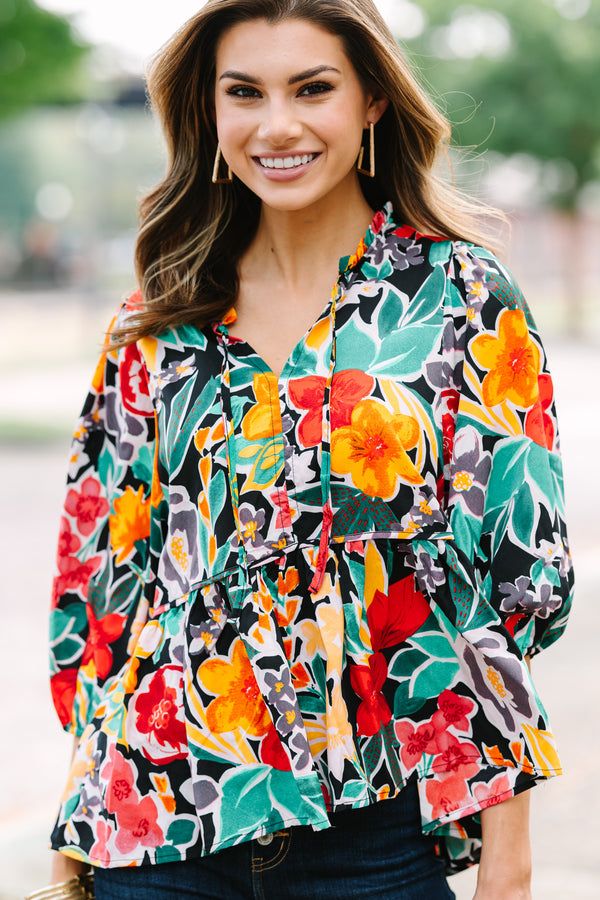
[256,99,303,147]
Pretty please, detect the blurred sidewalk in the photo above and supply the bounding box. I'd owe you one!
[1,297,598,899]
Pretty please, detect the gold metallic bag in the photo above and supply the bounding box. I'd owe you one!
[24,872,94,900]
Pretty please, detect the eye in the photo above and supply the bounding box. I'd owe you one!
[225,81,334,99]
[298,81,334,96]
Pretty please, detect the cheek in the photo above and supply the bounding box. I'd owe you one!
[218,113,255,149]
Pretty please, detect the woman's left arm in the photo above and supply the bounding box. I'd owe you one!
[474,653,533,900]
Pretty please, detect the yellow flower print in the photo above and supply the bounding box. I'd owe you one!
[197,638,272,737]
[331,399,424,497]
[109,485,150,563]
[470,308,540,408]
[242,372,283,440]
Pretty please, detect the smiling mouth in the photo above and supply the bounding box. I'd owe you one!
[254,152,322,170]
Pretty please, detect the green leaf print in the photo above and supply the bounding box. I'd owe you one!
[165,818,197,847]
[169,376,218,475]
[218,766,310,839]
[377,288,405,340]
[393,678,428,716]
[370,322,442,376]
[411,659,460,700]
[512,481,535,546]
[400,264,446,327]
[50,604,87,666]
[335,318,378,371]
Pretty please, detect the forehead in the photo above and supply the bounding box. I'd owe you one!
[215,17,349,72]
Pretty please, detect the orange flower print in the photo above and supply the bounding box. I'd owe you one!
[331,399,424,497]
[470,308,540,408]
[242,372,283,439]
[197,638,272,736]
[109,484,151,563]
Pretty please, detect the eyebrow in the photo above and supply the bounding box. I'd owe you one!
[218,64,341,85]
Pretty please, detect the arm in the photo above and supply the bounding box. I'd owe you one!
[445,243,575,897]
[48,295,156,877]
[48,296,155,737]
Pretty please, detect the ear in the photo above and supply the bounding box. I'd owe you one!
[365,94,389,127]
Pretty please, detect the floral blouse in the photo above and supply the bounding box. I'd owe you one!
[48,200,575,876]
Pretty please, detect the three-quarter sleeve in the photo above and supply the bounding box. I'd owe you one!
[443,241,575,659]
[48,296,156,736]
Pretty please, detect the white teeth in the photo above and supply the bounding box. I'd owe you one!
[258,153,316,169]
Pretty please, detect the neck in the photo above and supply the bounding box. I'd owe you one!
[243,176,377,289]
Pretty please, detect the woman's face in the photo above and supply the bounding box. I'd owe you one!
[213,17,388,211]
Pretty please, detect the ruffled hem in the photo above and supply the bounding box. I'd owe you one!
[50,748,563,875]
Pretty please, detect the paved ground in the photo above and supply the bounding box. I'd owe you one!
[1,301,598,898]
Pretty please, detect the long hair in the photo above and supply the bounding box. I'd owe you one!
[108,0,509,350]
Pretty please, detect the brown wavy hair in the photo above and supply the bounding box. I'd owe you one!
[107,0,510,351]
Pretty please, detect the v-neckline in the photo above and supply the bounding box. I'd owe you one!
[213,201,395,383]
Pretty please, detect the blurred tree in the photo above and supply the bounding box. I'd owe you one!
[403,0,600,334]
[0,0,92,122]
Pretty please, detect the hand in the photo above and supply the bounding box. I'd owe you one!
[50,850,89,885]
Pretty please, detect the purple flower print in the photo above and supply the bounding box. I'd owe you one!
[232,504,266,550]
[447,427,491,518]
[265,668,296,707]
[462,632,532,732]
[499,576,562,619]
[409,544,446,595]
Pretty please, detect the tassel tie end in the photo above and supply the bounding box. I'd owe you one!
[308,501,333,595]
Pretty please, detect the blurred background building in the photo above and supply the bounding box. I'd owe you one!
[1,2,598,898]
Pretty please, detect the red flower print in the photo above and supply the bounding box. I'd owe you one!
[441,389,459,465]
[103,744,138,813]
[124,288,143,312]
[56,514,81,557]
[431,689,476,734]
[320,780,332,812]
[51,517,103,604]
[114,795,164,855]
[472,772,512,809]
[119,343,154,417]
[372,210,386,234]
[64,476,109,537]
[503,610,528,637]
[394,718,438,769]
[368,575,432,651]
[81,606,126,680]
[425,772,471,820]
[50,668,78,727]
[350,652,392,736]
[132,665,188,764]
[90,819,112,865]
[270,487,293,530]
[289,370,374,448]
[525,373,555,449]
[430,733,480,778]
[260,723,292,771]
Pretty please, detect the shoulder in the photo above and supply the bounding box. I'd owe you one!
[447,240,536,327]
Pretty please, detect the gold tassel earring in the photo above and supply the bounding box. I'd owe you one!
[357,121,376,178]
[212,143,233,184]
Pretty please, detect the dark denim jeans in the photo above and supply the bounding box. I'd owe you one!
[94,775,456,899]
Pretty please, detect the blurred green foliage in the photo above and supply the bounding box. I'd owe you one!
[0,0,92,121]
[404,0,600,209]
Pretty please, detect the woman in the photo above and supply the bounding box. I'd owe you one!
[42,1,574,899]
